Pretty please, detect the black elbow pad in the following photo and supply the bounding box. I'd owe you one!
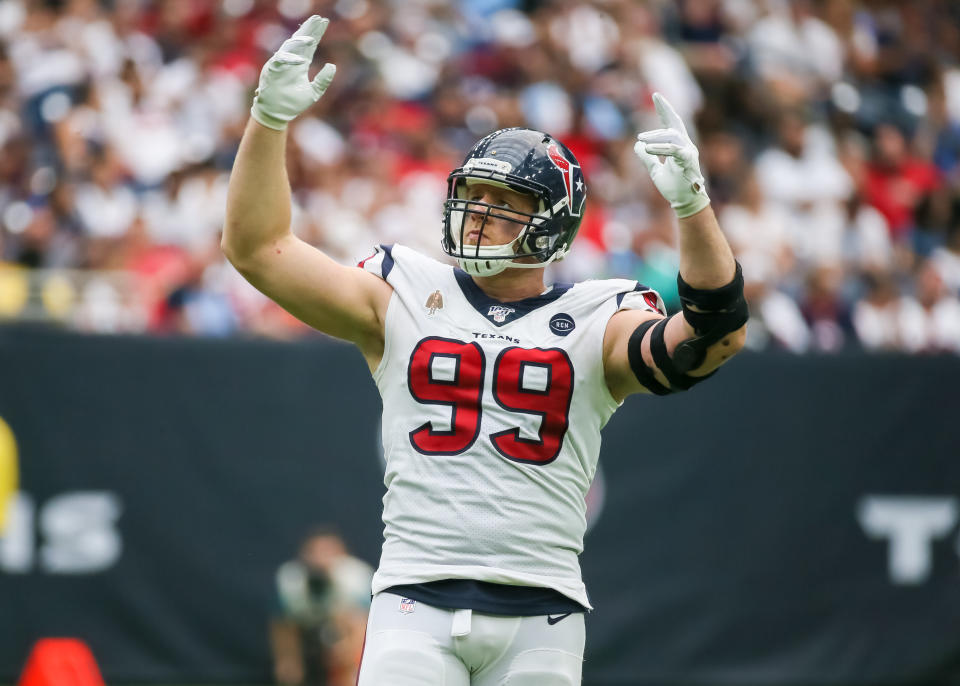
[673,262,749,372]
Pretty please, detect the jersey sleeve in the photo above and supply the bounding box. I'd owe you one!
[357,244,396,281]
[615,282,667,317]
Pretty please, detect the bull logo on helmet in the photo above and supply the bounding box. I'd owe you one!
[547,144,584,217]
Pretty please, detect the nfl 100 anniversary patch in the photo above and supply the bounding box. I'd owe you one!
[488,305,515,323]
[398,597,416,614]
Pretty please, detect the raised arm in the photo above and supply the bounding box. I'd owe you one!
[604,93,748,401]
[222,16,392,366]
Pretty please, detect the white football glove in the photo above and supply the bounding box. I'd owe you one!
[634,93,710,218]
[251,15,337,131]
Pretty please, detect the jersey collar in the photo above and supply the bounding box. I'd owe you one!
[453,269,572,327]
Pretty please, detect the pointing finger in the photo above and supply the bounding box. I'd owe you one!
[652,92,689,139]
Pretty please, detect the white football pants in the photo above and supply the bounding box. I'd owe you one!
[357,592,585,685]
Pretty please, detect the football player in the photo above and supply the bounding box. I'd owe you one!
[224,16,747,686]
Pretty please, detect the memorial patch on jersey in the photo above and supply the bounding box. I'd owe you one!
[425,290,444,315]
[398,597,416,614]
[488,305,515,323]
[549,313,575,336]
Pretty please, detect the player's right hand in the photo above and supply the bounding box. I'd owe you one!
[250,15,337,131]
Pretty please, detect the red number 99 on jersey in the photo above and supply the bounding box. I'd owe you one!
[407,337,574,465]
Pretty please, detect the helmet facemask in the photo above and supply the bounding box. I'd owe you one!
[443,177,566,277]
[441,128,585,275]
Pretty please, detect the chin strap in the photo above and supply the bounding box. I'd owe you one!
[457,256,509,276]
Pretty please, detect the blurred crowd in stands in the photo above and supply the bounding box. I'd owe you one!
[0,0,959,353]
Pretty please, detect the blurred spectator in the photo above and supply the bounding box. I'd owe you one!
[270,527,372,686]
[10,202,70,268]
[141,163,228,254]
[753,110,853,268]
[849,263,960,353]
[75,146,137,241]
[747,0,844,106]
[156,258,237,336]
[619,2,704,133]
[839,192,894,276]
[742,261,811,353]
[800,265,856,351]
[900,259,960,352]
[931,219,960,294]
[720,170,794,280]
[720,168,813,351]
[674,0,738,79]
[852,272,910,351]
[864,123,940,247]
[701,129,748,207]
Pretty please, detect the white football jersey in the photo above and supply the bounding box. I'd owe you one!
[360,244,664,608]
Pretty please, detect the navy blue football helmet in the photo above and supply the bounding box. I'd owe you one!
[442,128,587,276]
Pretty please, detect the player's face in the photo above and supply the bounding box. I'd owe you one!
[463,183,539,247]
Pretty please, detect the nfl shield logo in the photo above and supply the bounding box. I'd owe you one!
[488,305,515,323]
[399,598,416,614]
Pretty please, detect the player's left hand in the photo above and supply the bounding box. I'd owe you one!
[251,15,337,131]
[634,93,711,218]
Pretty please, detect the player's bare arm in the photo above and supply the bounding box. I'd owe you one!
[222,16,392,367]
[604,94,748,401]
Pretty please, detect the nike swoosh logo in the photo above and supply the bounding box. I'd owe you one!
[547,612,572,625]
